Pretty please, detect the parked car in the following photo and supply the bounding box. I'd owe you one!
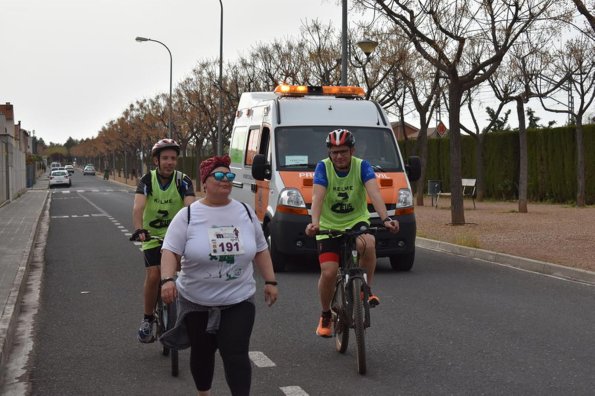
[49,170,71,188]
[83,165,96,176]
[65,164,75,174]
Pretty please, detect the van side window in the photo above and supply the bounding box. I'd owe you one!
[245,128,262,166]
[230,126,248,164]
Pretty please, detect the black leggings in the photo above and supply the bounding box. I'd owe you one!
[185,300,255,395]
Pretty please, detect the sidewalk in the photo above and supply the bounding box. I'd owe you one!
[0,174,49,370]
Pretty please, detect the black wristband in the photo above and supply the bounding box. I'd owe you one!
[160,277,175,286]
[264,281,278,286]
[383,217,393,223]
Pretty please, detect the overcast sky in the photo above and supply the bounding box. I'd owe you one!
[2,0,344,144]
[2,1,591,146]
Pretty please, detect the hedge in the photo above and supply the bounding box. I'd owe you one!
[401,124,594,204]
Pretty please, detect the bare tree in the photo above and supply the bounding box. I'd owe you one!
[300,20,342,85]
[400,51,442,206]
[357,0,564,224]
[571,0,595,33]
[536,35,595,207]
[485,31,567,212]
[459,84,510,202]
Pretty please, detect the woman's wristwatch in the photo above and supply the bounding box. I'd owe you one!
[383,216,393,223]
[264,280,278,286]
[160,277,175,286]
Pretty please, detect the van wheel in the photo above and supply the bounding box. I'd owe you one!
[265,225,288,272]
[270,239,289,272]
[389,251,415,271]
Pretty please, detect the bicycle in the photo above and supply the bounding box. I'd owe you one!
[130,230,179,377]
[318,225,384,375]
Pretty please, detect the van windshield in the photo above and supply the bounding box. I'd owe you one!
[275,127,403,172]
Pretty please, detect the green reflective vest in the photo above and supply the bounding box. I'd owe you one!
[318,156,370,237]
[142,170,185,250]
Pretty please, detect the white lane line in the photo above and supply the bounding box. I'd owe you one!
[248,351,276,367]
[280,386,309,396]
[50,214,105,218]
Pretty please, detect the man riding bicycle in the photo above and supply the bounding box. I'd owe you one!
[132,138,195,343]
[305,129,398,337]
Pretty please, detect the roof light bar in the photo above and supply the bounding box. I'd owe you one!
[274,84,365,97]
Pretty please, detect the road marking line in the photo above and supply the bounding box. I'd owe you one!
[280,386,309,396]
[248,351,276,367]
[50,214,106,219]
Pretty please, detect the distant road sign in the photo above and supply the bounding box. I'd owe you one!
[437,121,447,137]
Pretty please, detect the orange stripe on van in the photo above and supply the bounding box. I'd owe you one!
[277,205,309,215]
[278,171,409,206]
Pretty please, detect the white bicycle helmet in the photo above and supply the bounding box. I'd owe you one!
[151,138,180,157]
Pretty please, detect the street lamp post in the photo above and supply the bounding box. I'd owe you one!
[340,1,378,86]
[217,0,224,156]
[340,0,348,86]
[135,36,173,139]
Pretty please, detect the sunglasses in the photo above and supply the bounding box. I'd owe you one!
[209,171,236,182]
[329,148,351,157]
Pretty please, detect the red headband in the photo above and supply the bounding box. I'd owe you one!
[200,155,231,184]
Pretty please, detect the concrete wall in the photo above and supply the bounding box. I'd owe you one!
[0,105,27,206]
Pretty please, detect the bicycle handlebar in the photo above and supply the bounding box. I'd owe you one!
[316,225,386,237]
[129,229,163,242]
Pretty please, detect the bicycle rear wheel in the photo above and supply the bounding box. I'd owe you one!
[165,302,179,377]
[332,275,349,353]
[351,277,366,375]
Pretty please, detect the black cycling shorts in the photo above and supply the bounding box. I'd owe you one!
[143,246,162,268]
[317,221,369,264]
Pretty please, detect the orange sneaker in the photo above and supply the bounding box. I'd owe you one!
[368,294,380,307]
[316,314,332,337]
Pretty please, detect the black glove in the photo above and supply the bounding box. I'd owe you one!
[130,228,150,241]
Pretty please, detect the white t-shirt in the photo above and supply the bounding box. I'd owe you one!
[162,199,268,306]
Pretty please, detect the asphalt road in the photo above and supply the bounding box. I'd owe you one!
[6,171,595,395]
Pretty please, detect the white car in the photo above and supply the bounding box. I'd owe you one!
[83,165,96,176]
[65,164,75,174]
[49,170,71,188]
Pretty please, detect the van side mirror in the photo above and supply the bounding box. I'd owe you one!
[405,156,421,182]
[252,154,271,181]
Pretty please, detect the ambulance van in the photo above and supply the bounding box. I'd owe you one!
[229,84,420,272]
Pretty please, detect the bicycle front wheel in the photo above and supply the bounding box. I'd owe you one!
[155,300,169,357]
[166,302,179,377]
[351,277,366,375]
[332,275,349,353]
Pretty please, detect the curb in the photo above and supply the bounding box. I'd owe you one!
[416,237,595,286]
[0,191,50,369]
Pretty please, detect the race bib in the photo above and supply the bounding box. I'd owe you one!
[208,226,244,256]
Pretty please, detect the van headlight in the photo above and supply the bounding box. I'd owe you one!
[278,188,306,208]
[397,188,413,208]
